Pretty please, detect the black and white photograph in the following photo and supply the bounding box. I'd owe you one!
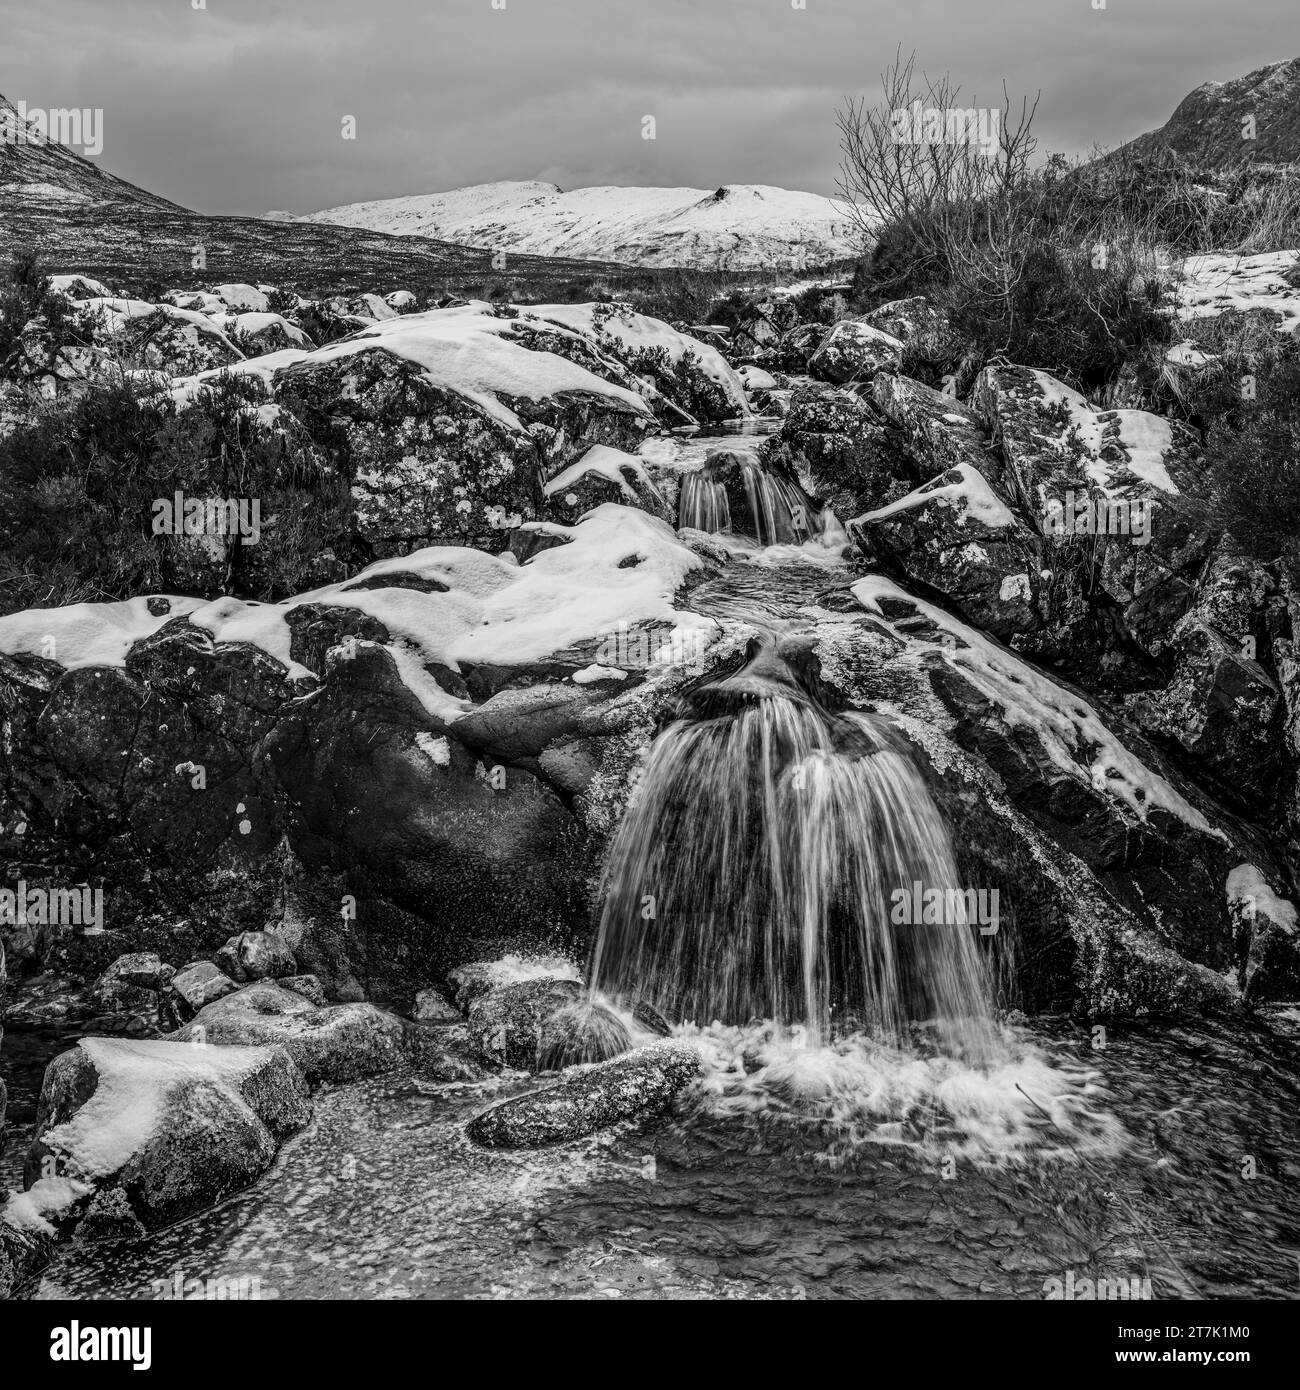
[1,0,1299,1345]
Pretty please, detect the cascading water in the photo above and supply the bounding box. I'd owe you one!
[677,449,822,546]
[590,642,998,1062]
[678,471,731,534]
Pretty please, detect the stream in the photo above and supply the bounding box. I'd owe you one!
[4,425,1300,1301]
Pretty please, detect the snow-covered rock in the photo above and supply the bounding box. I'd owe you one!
[972,365,1196,519]
[169,301,659,554]
[44,273,112,302]
[516,301,750,423]
[20,1036,309,1236]
[850,464,1042,640]
[1228,863,1300,1002]
[543,443,671,524]
[74,296,244,375]
[213,282,270,313]
[209,310,314,355]
[738,364,778,393]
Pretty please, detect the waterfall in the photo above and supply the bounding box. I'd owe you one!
[590,647,997,1060]
[677,449,821,546]
[678,471,731,533]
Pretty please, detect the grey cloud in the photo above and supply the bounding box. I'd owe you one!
[1,0,1296,214]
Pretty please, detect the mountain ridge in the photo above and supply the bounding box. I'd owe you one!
[1109,56,1300,167]
[298,179,859,270]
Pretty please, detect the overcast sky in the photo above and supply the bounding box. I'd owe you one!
[3,0,1297,215]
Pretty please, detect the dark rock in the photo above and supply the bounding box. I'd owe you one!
[279,973,328,1007]
[849,464,1044,642]
[413,987,460,1023]
[536,1001,633,1070]
[466,976,584,1069]
[466,1041,703,1148]
[403,1022,489,1082]
[95,952,173,991]
[162,961,238,1028]
[173,981,407,1085]
[632,1000,673,1037]
[215,930,297,983]
[0,1215,52,1298]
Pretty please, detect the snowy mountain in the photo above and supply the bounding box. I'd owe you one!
[299,180,860,270]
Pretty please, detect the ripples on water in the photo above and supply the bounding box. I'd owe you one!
[21,1012,1300,1300]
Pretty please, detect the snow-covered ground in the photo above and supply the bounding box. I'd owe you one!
[296,179,859,270]
[1176,250,1300,333]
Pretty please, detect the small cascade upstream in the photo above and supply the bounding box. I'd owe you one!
[677,448,825,546]
[591,640,998,1062]
[678,470,731,534]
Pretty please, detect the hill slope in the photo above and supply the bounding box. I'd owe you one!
[301,179,858,270]
[1112,57,1300,167]
[0,95,625,295]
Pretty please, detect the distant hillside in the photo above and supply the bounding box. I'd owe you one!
[301,180,859,270]
[1111,57,1300,168]
[0,94,627,296]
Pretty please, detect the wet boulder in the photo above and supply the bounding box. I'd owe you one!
[280,974,328,1007]
[215,929,298,983]
[403,1022,489,1082]
[161,961,239,1028]
[413,987,461,1023]
[0,1215,51,1298]
[536,1001,633,1070]
[466,1041,703,1148]
[447,956,582,1011]
[869,373,1001,484]
[173,981,407,1086]
[830,580,1255,1005]
[465,976,585,1069]
[765,382,906,521]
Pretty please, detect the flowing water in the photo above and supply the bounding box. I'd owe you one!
[590,663,996,1058]
[5,428,1300,1301]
